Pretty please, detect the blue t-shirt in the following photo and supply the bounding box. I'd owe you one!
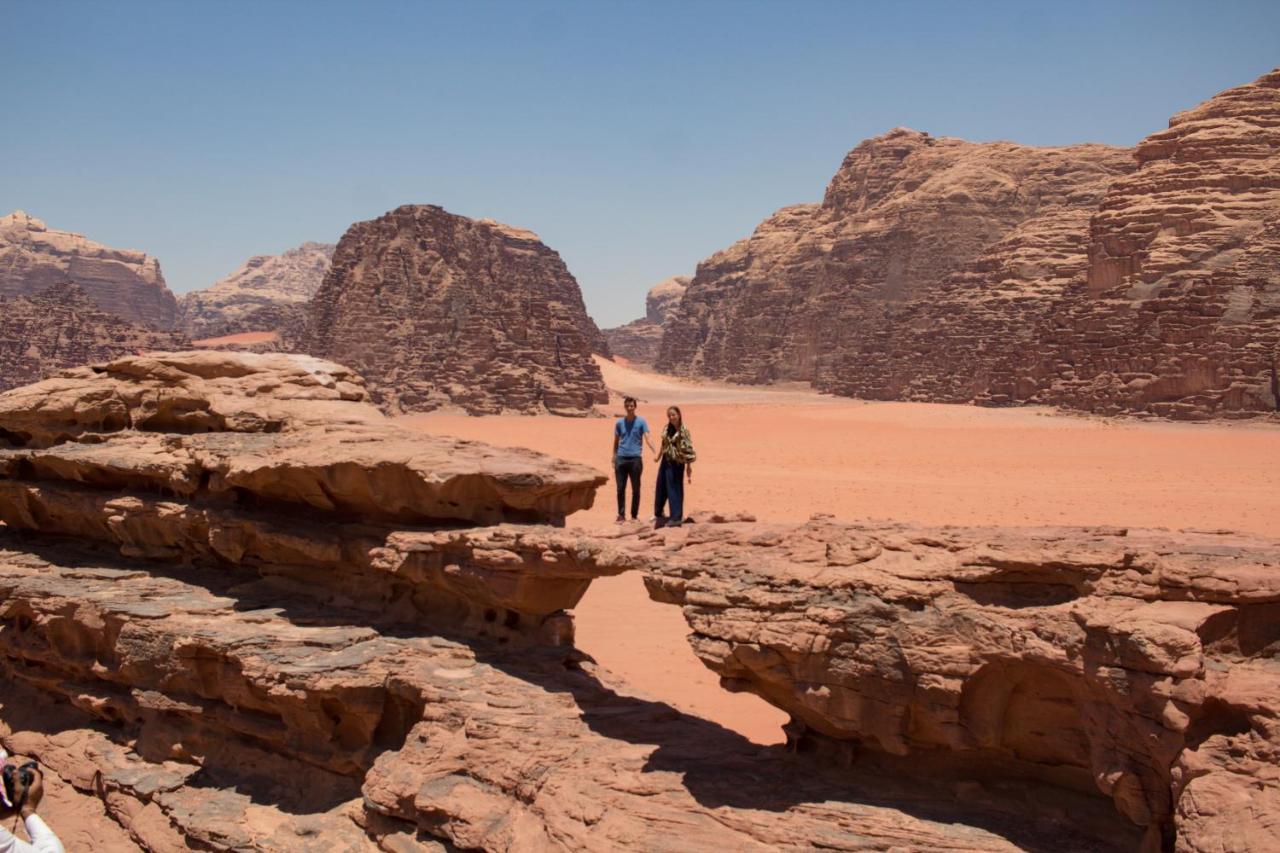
[615,416,649,458]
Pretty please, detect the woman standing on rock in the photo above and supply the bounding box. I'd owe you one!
[654,406,696,528]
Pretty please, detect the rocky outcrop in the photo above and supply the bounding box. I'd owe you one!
[0,282,189,393]
[0,351,1122,851]
[179,242,334,341]
[0,211,179,329]
[301,205,608,416]
[608,515,1280,852]
[603,275,689,364]
[656,133,1132,385]
[657,69,1280,421]
[1034,68,1280,418]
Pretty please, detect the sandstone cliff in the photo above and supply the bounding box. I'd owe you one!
[0,211,179,329]
[658,69,1280,420]
[0,352,1155,851]
[656,133,1132,385]
[0,282,189,393]
[302,205,609,416]
[179,241,334,341]
[603,275,689,364]
[1035,67,1280,418]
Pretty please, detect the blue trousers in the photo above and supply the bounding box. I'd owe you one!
[654,458,685,522]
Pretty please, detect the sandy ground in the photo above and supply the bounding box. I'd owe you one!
[190,331,279,346]
[403,357,1280,745]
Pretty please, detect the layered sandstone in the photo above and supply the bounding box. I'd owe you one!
[0,352,1116,851]
[601,515,1280,852]
[179,242,334,341]
[302,205,609,416]
[603,275,689,364]
[0,282,189,393]
[1035,68,1280,418]
[658,69,1280,421]
[656,132,1132,385]
[0,211,179,329]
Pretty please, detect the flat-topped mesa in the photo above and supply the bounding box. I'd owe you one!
[302,204,609,416]
[0,210,180,329]
[593,514,1280,851]
[0,350,608,644]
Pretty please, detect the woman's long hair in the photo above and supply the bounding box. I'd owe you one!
[665,405,683,436]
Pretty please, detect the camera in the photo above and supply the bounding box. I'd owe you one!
[1,761,37,811]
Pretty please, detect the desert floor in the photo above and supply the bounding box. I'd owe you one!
[402,357,1280,746]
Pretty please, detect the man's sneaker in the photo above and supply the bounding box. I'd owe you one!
[615,515,625,523]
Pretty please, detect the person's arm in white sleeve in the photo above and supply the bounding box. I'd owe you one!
[22,816,62,853]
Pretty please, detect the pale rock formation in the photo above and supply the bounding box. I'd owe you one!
[0,282,189,393]
[603,275,690,364]
[302,205,609,416]
[0,211,179,329]
[179,242,334,341]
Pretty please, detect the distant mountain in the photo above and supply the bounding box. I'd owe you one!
[179,241,335,341]
[0,210,179,329]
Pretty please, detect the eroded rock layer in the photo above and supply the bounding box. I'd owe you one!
[0,211,179,329]
[603,275,689,365]
[0,352,1116,851]
[598,515,1280,852]
[302,205,608,415]
[0,282,189,393]
[179,242,334,341]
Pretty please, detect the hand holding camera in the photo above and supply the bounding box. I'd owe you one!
[1,752,43,818]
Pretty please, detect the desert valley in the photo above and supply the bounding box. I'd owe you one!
[0,46,1278,853]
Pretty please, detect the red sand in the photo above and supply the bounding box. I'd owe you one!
[190,330,279,346]
[401,358,1280,745]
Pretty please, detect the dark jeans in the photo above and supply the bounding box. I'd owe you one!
[615,456,643,518]
[654,458,685,523]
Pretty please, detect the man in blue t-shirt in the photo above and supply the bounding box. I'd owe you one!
[611,396,656,522]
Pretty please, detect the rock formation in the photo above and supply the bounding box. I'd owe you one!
[603,275,689,364]
[179,242,334,341]
[658,68,1280,420]
[0,211,179,329]
[603,514,1280,852]
[1035,67,1280,418]
[302,205,609,416]
[0,351,1145,851]
[656,133,1132,385]
[0,282,189,393]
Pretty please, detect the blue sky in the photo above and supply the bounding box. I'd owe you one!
[4,1,1277,326]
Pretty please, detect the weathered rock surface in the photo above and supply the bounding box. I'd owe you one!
[0,282,189,393]
[179,242,334,341]
[0,211,179,329]
[301,205,609,416]
[603,275,689,364]
[659,68,1280,420]
[596,515,1280,852]
[656,132,1132,385]
[1035,67,1280,418]
[0,352,1119,851]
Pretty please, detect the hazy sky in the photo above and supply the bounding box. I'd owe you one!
[4,1,1277,327]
